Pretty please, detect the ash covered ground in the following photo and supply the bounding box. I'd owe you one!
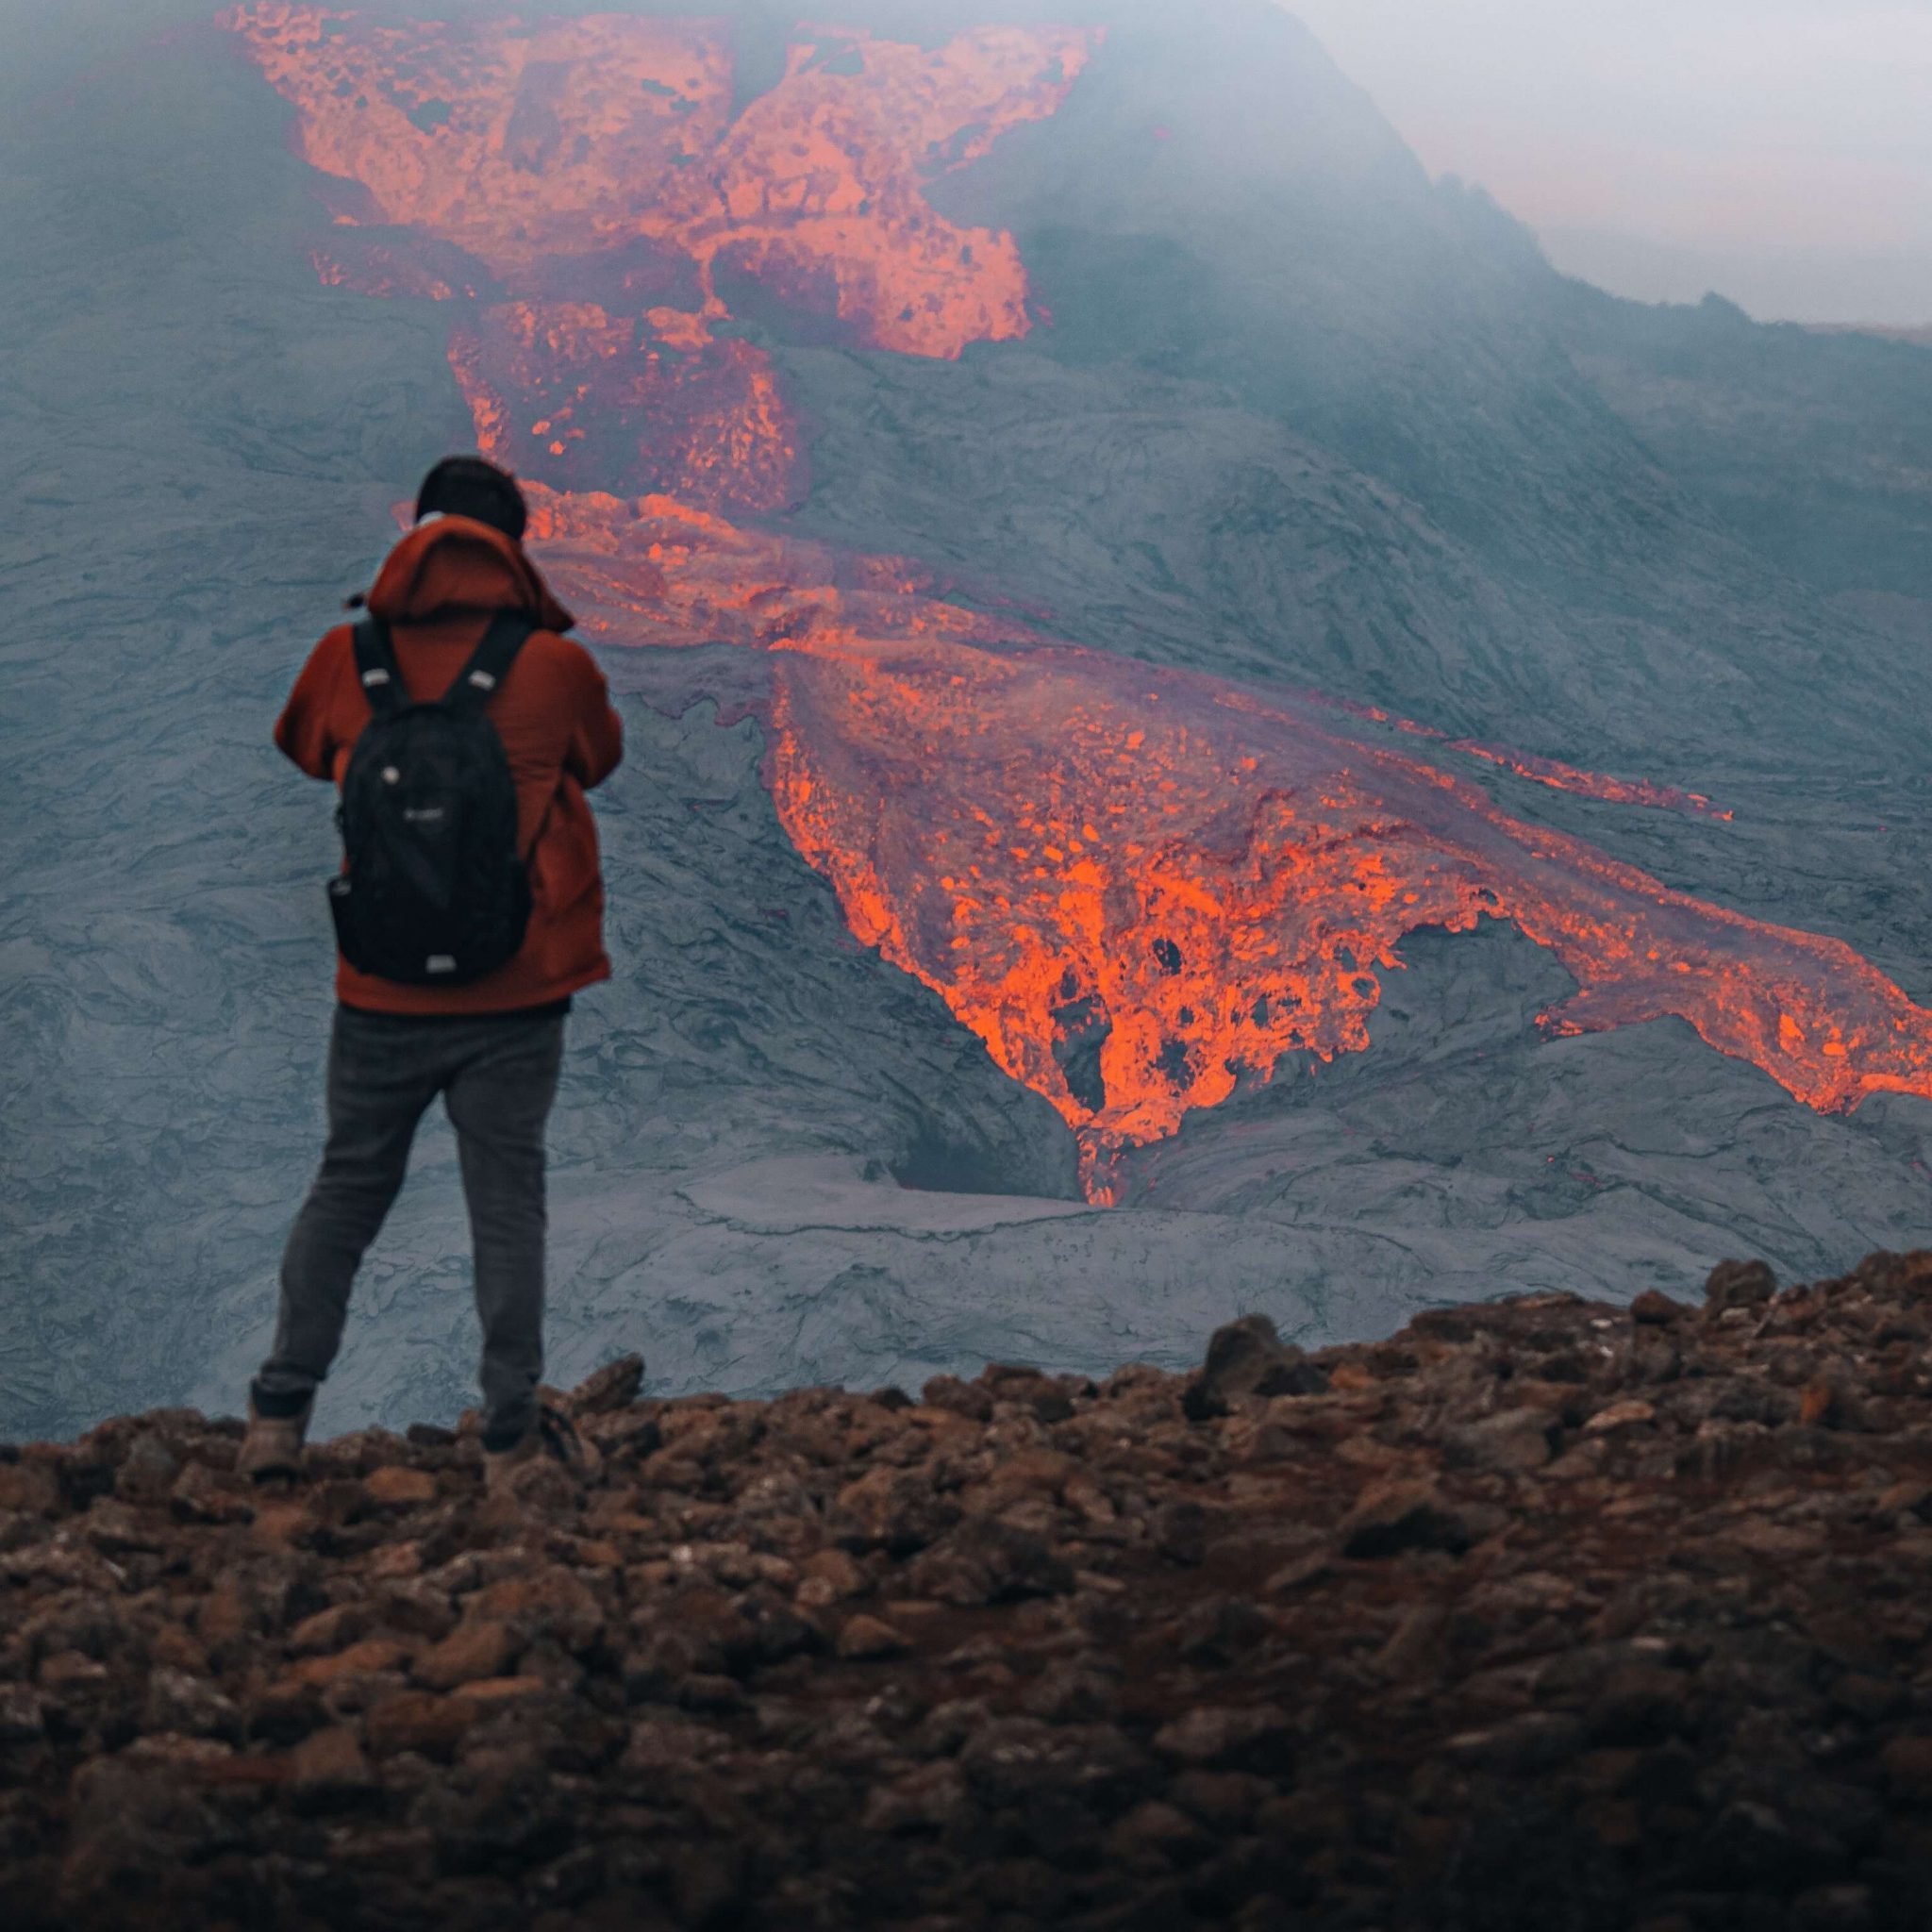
[5,0,1932,1441]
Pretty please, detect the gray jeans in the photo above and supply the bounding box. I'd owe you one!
[252,1002,567,1445]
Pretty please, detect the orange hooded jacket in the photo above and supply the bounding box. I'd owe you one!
[275,515,624,1016]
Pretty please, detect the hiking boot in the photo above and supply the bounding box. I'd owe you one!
[237,1395,311,1481]
[482,1404,602,1496]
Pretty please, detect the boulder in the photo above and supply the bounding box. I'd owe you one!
[1183,1316,1330,1420]
[1705,1259,1777,1309]
[1338,1481,1474,1559]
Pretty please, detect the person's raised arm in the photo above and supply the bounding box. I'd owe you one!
[563,648,624,791]
[273,629,350,780]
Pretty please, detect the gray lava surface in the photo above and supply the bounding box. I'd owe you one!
[4,3,1930,1440]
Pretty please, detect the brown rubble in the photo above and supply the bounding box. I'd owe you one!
[4,1256,1932,1928]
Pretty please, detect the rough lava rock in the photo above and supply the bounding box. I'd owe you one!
[1182,1313,1332,1420]
[5,1252,1932,1927]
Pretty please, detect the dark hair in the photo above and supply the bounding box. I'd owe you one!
[415,456,527,541]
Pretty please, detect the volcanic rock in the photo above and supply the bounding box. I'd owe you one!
[836,1615,912,1660]
[1338,1481,1475,1559]
[1706,1258,1778,1309]
[1183,1315,1331,1419]
[3,1257,1925,1925]
[1630,1290,1686,1326]
[363,1690,479,1761]
[567,1354,648,1418]
[362,1465,437,1508]
[1442,1408,1556,1473]
[286,1724,378,1813]
[413,1621,521,1692]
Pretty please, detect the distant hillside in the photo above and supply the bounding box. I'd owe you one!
[1556,289,1932,610]
[1812,324,1932,350]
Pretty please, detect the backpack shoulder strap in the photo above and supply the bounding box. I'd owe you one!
[444,609,539,716]
[351,616,407,717]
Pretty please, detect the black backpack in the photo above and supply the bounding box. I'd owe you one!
[326,610,537,986]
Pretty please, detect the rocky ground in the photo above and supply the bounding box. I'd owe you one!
[5,1255,1932,1931]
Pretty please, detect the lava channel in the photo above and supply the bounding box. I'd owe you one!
[518,489,1932,1201]
[221,5,1099,511]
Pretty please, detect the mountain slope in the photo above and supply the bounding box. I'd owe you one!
[3,0,1930,1441]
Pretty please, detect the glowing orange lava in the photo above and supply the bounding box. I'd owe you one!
[221,6,1932,1201]
[222,5,1097,508]
[524,483,1029,657]
[1331,699,1730,819]
[448,302,804,512]
[769,643,1927,1198]
[511,488,1932,1196]
[688,26,1096,358]
[1441,742,1731,819]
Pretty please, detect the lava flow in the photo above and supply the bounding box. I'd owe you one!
[221,5,1932,1201]
[520,488,1932,1199]
[221,4,1096,509]
[1441,741,1731,820]
[1331,699,1732,819]
[777,650,1921,1197]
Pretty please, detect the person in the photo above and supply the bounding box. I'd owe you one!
[239,457,624,1489]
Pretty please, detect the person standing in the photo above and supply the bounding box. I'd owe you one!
[240,457,623,1488]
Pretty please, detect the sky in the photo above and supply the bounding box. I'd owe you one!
[1285,0,1932,325]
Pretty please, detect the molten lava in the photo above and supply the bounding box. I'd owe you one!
[1441,742,1731,820]
[772,646,1927,1197]
[221,5,1932,1201]
[448,303,803,512]
[1331,700,1731,819]
[222,4,1097,509]
[509,488,1932,1196]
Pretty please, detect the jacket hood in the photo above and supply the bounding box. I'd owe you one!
[366,515,575,632]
